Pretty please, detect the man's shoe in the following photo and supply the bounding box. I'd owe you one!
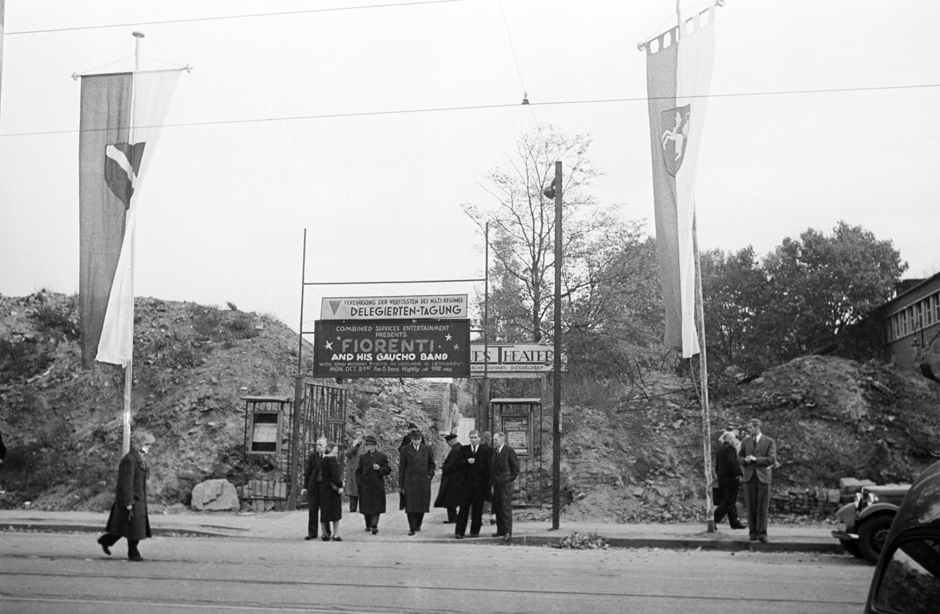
[321,536,330,542]
[128,553,143,562]
[443,520,453,524]
[468,533,480,538]
[304,535,316,541]
[332,536,343,542]
[749,535,758,541]
[408,530,416,536]
[415,526,421,532]
[371,528,378,535]
[491,532,505,538]
[455,534,465,539]
[97,536,111,556]
[730,523,747,530]
[758,536,768,543]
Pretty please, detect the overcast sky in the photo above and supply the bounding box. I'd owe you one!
[1,0,938,333]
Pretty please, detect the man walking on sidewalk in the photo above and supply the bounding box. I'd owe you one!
[490,432,519,542]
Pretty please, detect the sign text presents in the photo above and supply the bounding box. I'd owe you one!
[313,319,470,378]
[320,295,467,320]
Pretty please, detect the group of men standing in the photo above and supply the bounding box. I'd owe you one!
[713,418,778,543]
[304,424,520,542]
[434,429,519,541]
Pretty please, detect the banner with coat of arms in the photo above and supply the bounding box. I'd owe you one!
[78,69,181,367]
[645,6,716,358]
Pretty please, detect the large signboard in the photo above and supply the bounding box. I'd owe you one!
[320,295,468,320]
[470,344,554,378]
[313,319,470,378]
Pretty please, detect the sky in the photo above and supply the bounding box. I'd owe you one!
[1,0,938,335]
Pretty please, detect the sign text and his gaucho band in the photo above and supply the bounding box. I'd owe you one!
[313,319,471,378]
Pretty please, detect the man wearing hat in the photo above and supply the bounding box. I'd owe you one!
[355,435,391,534]
[399,423,425,449]
[433,433,464,525]
[399,430,435,535]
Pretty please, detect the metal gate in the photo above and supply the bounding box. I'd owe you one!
[285,382,347,506]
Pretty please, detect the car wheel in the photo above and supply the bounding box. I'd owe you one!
[839,539,862,558]
[858,513,894,564]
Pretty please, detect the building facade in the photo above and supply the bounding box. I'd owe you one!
[880,272,940,372]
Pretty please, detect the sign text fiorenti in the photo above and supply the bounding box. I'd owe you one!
[314,319,470,378]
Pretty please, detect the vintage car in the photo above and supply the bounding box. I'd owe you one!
[833,483,911,563]
[864,460,940,614]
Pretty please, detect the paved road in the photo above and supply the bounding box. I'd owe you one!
[0,532,873,613]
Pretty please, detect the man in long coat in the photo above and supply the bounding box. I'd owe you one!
[98,430,154,561]
[301,437,327,540]
[399,430,435,535]
[344,430,363,513]
[713,430,745,529]
[490,432,519,542]
[739,418,778,543]
[433,433,464,523]
[454,429,490,539]
[356,435,391,534]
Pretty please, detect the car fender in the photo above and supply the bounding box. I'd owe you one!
[835,502,857,526]
[857,502,898,523]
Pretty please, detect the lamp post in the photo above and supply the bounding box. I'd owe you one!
[544,162,563,530]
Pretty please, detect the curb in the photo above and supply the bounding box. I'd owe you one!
[0,522,240,539]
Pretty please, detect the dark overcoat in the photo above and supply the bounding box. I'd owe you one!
[356,449,391,515]
[317,455,344,522]
[434,443,466,509]
[105,450,152,541]
[715,441,742,486]
[399,442,435,513]
[457,442,491,503]
[304,450,322,491]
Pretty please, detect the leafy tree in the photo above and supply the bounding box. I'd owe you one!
[761,221,906,360]
[463,126,604,343]
[700,247,770,372]
[701,221,906,372]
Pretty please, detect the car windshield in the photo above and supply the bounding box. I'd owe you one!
[873,537,940,613]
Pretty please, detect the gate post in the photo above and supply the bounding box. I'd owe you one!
[288,375,304,510]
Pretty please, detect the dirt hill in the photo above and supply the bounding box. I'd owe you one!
[2,291,939,522]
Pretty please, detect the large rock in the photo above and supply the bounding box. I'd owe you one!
[191,479,239,511]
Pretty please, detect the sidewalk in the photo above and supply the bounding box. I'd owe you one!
[0,504,841,554]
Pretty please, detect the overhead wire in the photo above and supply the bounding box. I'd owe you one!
[3,0,469,35]
[2,82,936,139]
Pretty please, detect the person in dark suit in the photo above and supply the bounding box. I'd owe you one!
[490,432,519,542]
[454,429,490,539]
[318,442,345,541]
[301,437,327,540]
[97,430,154,561]
[713,430,746,530]
[399,430,435,535]
[739,418,777,543]
[433,434,464,524]
[356,435,391,534]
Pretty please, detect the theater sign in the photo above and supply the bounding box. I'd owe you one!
[470,344,555,378]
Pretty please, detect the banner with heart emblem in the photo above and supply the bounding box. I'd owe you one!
[79,69,181,366]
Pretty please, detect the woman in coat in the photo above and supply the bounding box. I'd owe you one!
[344,430,362,513]
[356,435,391,534]
[97,430,154,561]
[318,442,345,541]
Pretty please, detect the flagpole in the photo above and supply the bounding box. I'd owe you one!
[693,219,715,533]
[121,31,145,456]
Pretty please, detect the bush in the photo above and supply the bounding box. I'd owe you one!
[30,301,80,340]
[0,338,52,380]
